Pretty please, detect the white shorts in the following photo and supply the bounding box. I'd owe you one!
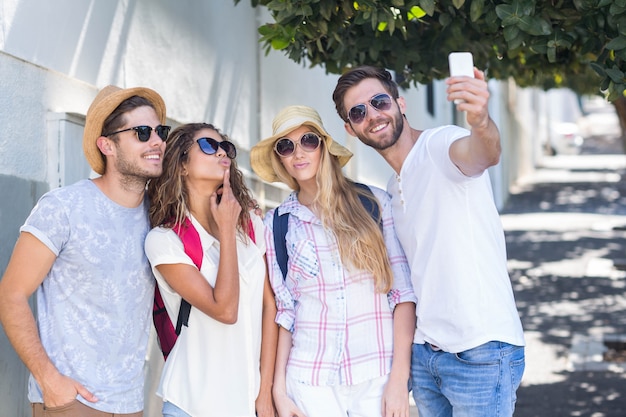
[286,373,389,417]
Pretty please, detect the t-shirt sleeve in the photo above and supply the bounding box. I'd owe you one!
[145,227,194,270]
[426,125,472,181]
[21,192,70,256]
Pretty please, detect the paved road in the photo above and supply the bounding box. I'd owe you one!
[503,151,626,416]
[410,133,626,416]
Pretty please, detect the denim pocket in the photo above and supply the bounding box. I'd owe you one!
[454,341,502,366]
[508,346,526,391]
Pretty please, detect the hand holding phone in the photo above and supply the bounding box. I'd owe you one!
[449,52,474,104]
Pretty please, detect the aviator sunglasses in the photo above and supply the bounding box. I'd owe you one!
[274,132,321,157]
[347,93,393,124]
[105,125,171,142]
[196,137,237,159]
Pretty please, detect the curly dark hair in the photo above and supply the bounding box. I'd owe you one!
[147,123,254,236]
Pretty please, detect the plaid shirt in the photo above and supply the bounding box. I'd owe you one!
[264,187,416,386]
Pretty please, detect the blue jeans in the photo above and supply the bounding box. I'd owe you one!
[162,402,191,417]
[411,341,525,417]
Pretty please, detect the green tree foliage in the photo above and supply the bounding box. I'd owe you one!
[236,0,626,101]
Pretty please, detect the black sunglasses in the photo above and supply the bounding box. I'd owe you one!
[197,137,237,159]
[348,93,393,124]
[105,125,171,142]
[274,132,321,157]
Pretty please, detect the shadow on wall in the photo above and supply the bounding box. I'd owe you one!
[0,174,49,417]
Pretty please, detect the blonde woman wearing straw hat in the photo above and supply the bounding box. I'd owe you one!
[250,105,417,417]
[0,85,168,416]
[145,123,277,417]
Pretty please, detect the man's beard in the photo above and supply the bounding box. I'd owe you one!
[114,145,162,189]
[355,106,404,151]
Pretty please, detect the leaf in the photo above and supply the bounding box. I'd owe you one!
[517,16,552,36]
[590,62,607,77]
[257,25,273,36]
[495,4,516,21]
[609,3,626,16]
[320,1,333,20]
[548,45,557,63]
[439,13,452,26]
[503,25,520,42]
[606,36,626,51]
[419,0,435,16]
[606,67,625,83]
[508,33,525,50]
[616,48,626,61]
[271,38,290,50]
[470,0,485,22]
[452,0,465,8]
[407,6,426,20]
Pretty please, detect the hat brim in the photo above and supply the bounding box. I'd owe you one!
[83,86,166,175]
[251,121,352,184]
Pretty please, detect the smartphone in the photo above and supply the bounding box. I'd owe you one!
[448,52,474,78]
[448,52,474,103]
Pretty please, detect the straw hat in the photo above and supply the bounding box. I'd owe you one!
[250,105,353,183]
[83,85,166,175]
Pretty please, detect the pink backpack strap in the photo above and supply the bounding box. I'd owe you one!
[173,217,203,269]
[247,217,256,244]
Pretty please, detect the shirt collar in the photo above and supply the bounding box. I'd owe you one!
[278,192,321,225]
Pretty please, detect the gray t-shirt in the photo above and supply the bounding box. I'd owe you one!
[22,179,154,413]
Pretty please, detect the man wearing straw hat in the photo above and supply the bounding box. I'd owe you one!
[0,86,169,416]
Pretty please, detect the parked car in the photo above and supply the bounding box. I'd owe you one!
[545,121,584,155]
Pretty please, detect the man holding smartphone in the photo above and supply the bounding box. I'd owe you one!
[332,64,525,417]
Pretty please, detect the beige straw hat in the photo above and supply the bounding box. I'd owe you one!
[83,85,166,175]
[250,105,353,183]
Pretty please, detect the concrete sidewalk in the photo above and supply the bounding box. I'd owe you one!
[503,153,626,416]
[409,151,626,416]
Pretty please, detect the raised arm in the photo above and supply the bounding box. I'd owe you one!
[447,68,501,177]
[156,169,242,323]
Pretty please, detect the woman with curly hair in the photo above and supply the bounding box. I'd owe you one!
[145,123,277,417]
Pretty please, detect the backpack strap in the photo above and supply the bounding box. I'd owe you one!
[353,182,382,228]
[247,217,256,244]
[172,217,202,334]
[272,183,380,281]
[273,208,290,280]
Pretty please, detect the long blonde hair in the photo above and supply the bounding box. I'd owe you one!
[271,132,393,293]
